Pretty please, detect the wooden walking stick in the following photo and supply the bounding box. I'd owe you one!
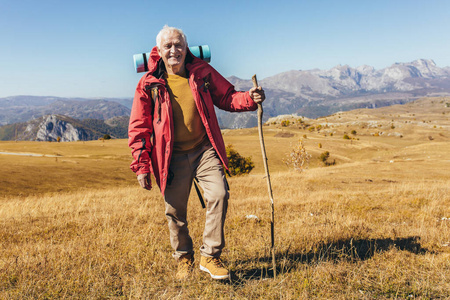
[252,74,276,278]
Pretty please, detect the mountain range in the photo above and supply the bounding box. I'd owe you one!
[221,59,450,128]
[1,59,449,141]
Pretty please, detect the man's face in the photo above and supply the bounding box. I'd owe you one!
[157,31,187,74]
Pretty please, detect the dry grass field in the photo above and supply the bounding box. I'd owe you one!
[1,97,449,299]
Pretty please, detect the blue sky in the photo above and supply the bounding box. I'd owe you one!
[0,0,449,98]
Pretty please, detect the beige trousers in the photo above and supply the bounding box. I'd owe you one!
[164,141,229,260]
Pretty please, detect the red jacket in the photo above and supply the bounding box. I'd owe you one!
[128,46,257,194]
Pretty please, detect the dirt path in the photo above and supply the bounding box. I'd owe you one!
[0,151,60,157]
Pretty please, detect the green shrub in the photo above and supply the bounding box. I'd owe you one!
[281,120,290,127]
[319,151,330,163]
[226,144,254,176]
[319,151,336,166]
[343,134,350,140]
[103,134,111,140]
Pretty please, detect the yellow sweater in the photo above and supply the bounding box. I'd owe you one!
[166,73,207,152]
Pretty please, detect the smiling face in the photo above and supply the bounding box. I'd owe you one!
[157,30,187,75]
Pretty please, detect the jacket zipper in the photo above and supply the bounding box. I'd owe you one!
[198,91,210,119]
[154,87,161,124]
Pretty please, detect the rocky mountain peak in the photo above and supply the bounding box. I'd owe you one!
[24,115,89,142]
[388,59,444,79]
[409,58,435,68]
[356,65,375,74]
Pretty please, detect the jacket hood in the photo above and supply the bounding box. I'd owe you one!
[148,46,162,74]
[147,46,202,77]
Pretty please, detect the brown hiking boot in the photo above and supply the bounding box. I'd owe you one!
[199,256,229,280]
[176,255,194,280]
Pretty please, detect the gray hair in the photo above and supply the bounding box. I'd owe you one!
[156,25,187,49]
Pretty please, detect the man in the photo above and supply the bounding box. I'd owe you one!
[128,25,265,280]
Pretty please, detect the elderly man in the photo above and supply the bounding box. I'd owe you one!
[128,25,265,280]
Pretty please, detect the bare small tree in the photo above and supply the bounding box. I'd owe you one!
[283,139,311,172]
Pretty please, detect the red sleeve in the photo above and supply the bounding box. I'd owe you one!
[128,77,153,175]
[207,66,258,112]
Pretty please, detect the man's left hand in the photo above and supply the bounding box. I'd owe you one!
[249,86,265,104]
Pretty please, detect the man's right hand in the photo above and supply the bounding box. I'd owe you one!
[137,173,152,190]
